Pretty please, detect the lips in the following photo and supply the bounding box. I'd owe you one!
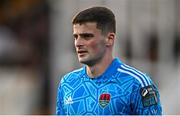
[77,50,88,56]
[77,50,87,53]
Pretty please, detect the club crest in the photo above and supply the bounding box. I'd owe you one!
[99,93,111,108]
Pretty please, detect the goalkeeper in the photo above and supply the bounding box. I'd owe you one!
[56,6,162,115]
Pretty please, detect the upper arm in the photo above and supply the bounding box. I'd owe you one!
[130,81,162,115]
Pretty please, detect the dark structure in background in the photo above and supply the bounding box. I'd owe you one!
[174,32,180,64]
[0,0,50,114]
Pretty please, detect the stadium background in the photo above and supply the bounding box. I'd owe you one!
[0,0,179,114]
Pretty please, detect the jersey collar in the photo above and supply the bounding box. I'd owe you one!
[83,57,122,80]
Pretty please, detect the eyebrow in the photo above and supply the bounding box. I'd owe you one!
[73,33,94,38]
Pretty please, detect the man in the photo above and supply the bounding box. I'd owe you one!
[56,6,162,115]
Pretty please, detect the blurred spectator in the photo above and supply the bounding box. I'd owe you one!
[0,0,50,114]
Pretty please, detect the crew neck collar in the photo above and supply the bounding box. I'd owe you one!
[82,57,122,80]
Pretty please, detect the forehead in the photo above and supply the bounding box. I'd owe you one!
[73,22,101,33]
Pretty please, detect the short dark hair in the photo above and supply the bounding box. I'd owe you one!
[72,6,116,35]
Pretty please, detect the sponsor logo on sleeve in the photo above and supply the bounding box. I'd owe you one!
[140,85,158,107]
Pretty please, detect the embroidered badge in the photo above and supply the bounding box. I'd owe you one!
[141,85,158,107]
[99,93,111,108]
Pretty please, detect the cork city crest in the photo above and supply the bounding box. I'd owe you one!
[99,93,111,108]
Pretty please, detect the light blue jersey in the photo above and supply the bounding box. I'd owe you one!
[56,58,162,115]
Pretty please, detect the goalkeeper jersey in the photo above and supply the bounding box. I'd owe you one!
[56,58,162,115]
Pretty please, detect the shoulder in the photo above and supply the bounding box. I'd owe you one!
[116,63,152,88]
[57,67,84,94]
[60,67,84,83]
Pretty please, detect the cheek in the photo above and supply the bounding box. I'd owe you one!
[88,41,98,50]
[88,40,105,52]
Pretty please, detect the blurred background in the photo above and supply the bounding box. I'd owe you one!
[0,0,179,115]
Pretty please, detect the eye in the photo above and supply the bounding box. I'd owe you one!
[81,33,94,40]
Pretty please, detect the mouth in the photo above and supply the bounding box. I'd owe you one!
[77,50,88,56]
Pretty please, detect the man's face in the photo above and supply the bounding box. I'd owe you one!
[73,22,107,66]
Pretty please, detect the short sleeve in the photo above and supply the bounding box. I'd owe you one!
[130,80,162,115]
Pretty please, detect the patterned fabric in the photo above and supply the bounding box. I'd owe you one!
[56,58,162,115]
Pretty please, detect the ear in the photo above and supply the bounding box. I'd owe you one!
[105,33,115,46]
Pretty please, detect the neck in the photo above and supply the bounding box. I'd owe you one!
[86,55,114,78]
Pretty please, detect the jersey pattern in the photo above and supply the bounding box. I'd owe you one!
[56,58,162,115]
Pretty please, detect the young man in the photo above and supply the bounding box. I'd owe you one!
[56,6,162,115]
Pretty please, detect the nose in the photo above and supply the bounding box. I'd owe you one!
[75,37,84,48]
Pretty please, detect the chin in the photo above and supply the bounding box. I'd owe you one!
[79,58,97,66]
[78,57,90,64]
[79,59,87,64]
